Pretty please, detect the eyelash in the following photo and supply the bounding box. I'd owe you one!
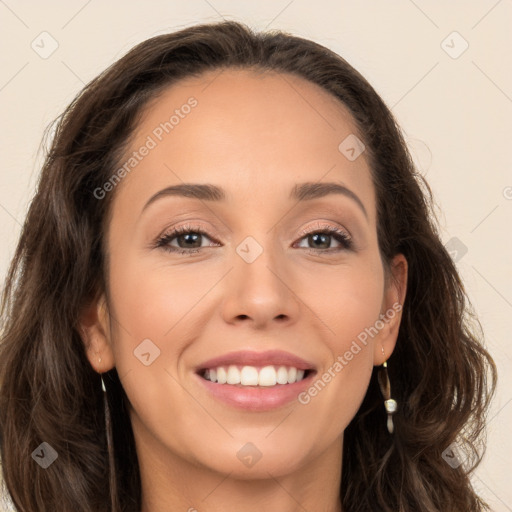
[154,222,353,255]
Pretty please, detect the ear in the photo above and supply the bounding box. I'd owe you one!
[79,294,115,374]
[373,253,408,366]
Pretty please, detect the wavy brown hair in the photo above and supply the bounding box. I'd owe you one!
[0,20,497,512]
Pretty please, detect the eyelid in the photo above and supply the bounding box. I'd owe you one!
[295,221,351,240]
[154,220,217,241]
[154,222,349,242]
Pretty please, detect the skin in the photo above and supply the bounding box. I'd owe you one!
[80,68,407,512]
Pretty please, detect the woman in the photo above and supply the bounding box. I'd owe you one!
[0,20,497,512]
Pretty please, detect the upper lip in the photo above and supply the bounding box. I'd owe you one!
[196,350,317,372]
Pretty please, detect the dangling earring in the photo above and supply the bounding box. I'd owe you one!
[99,357,106,392]
[98,365,116,510]
[378,347,397,434]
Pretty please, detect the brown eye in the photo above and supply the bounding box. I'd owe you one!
[155,225,219,254]
[174,232,203,249]
[308,233,332,249]
[295,226,353,252]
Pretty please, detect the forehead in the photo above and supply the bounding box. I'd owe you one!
[134,67,359,150]
[112,67,375,220]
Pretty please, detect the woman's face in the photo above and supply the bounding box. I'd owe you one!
[84,68,406,481]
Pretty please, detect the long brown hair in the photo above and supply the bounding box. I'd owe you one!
[0,20,497,511]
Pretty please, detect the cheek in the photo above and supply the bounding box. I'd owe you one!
[104,256,208,446]
[297,256,384,347]
[103,248,206,403]
[296,258,383,404]
[295,277,380,445]
[107,251,215,342]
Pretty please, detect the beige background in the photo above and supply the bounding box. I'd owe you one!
[0,1,511,510]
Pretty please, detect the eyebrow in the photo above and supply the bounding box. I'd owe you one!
[141,181,367,218]
[291,182,367,218]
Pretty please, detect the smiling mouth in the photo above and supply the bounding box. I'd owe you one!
[197,365,315,387]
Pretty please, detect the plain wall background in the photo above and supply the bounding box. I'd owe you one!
[0,1,510,510]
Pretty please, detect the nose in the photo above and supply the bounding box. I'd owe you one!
[220,240,301,329]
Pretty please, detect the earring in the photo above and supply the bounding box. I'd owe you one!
[378,348,397,434]
[98,356,106,393]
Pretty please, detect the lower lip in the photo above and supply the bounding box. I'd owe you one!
[195,371,316,411]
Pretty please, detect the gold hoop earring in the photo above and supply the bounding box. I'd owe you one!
[378,349,397,434]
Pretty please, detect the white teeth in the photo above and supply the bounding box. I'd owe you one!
[226,365,241,384]
[240,366,259,385]
[276,366,289,385]
[202,365,309,386]
[216,367,227,384]
[258,366,276,386]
